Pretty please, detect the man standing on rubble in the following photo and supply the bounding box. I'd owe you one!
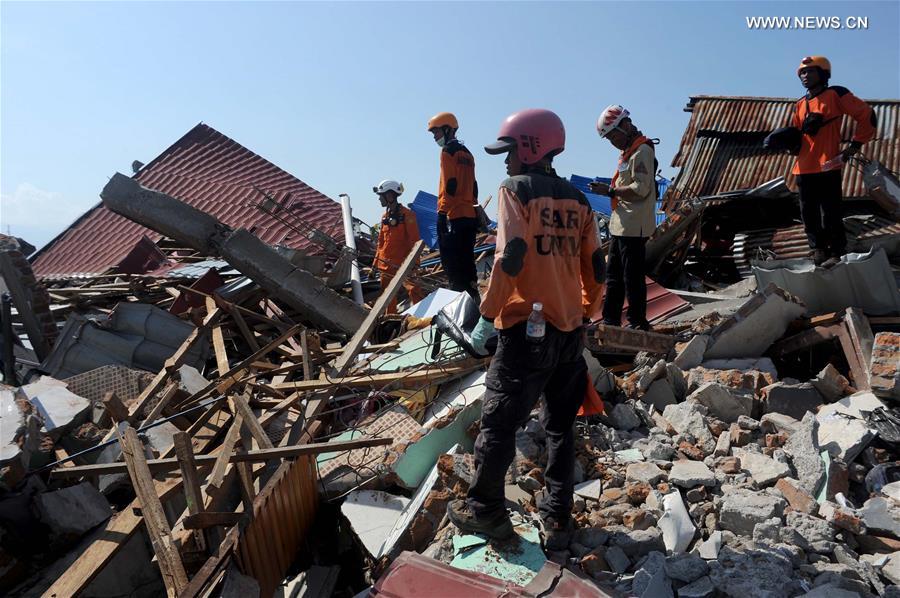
[373,180,426,313]
[447,109,605,550]
[791,56,876,267]
[427,112,480,298]
[589,105,657,331]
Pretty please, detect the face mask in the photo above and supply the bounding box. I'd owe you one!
[435,137,446,147]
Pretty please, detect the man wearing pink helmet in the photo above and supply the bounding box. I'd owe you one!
[590,104,657,331]
[447,109,605,550]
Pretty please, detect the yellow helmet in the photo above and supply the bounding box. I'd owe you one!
[797,55,831,76]
[427,112,459,131]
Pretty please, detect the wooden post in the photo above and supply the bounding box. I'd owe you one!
[331,240,424,376]
[173,431,207,553]
[118,426,188,596]
[99,391,129,426]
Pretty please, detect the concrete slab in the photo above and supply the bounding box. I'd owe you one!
[35,482,112,536]
[704,283,805,360]
[21,377,91,440]
[1,389,24,464]
[658,491,696,554]
[342,490,411,559]
[817,394,880,463]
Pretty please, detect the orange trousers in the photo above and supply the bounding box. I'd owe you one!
[380,270,426,314]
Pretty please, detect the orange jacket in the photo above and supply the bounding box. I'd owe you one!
[480,171,605,332]
[375,205,421,273]
[792,86,876,175]
[438,140,478,220]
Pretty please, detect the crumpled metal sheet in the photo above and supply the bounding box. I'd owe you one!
[752,247,900,316]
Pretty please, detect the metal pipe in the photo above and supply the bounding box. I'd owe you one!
[338,193,364,305]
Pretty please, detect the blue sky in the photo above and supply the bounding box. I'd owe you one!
[2,1,898,250]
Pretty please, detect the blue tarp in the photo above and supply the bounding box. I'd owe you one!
[569,174,670,226]
[409,190,497,250]
[410,191,440,249]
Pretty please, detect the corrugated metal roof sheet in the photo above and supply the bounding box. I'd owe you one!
[671,95,900,199]
[31,123,345,280]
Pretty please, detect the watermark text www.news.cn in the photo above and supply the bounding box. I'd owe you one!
[746,16,869,30]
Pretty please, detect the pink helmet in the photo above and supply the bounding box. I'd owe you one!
[484,108,566,165]
[597,104,630,137]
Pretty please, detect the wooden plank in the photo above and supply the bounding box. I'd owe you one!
[207,296,230,376]
[52,437,394,477]
[0,252,51,360]
[99,391,128,426]
[230,392,274,450]
[118,426,188,596]
[173,431,207,553]
[836,327,870,392]
[228,303,262,351]
[270,361,481,392]
[331,240,425,376]
[141,382,181,427]
[204,416,243,497]
[301,329,312,380]
[236,461,256,513]
[183,511,243,530]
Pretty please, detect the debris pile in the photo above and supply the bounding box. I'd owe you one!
[1,107,899,597]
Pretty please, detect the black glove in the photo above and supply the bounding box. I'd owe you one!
[841,142,862,160]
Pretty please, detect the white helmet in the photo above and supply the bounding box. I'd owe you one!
[596,104,630,138]
[373,180,404,196]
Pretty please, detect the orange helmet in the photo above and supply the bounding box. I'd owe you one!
[427,112,458,131]
[797,55,831,76]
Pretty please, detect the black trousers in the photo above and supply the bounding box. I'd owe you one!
[467,323,587,521]
[437,214,478,295]
[601,235,649,328]
[797,169,846,256]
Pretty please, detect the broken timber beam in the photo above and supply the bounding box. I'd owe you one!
[50,437,394,477]
[101,173,366,333]
[270,362,482,392]
[118,426,189,596]
[589,324,675,355]
[331,240,425,376]
[173,431,208,553]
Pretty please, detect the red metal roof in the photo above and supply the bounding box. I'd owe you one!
[670,95,900,199]
[31,123,345,280]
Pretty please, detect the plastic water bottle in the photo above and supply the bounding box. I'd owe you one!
[822,154,845,172]
[526,302,545,344]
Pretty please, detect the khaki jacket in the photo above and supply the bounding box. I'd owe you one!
[609,143,657,238]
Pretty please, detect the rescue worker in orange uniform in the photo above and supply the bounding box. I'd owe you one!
[372,180,426,313]
[427,112,480,298]
[792,56,876,266]
[447,109,605,551]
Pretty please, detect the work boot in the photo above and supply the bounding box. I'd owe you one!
[822,256,841,269]
[812,249,827,266]
[447,499,514,540]
[625,321,651,332]
[540,515,574,552]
